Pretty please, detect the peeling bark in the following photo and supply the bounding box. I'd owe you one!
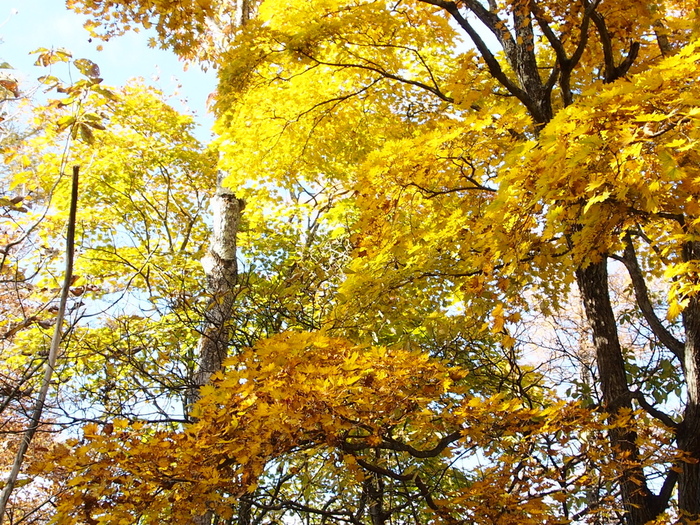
[189,186,244,525]
[188,186,244,409]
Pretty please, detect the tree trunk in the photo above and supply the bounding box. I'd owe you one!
[575,259,657,525]
[0,167,80,525]
[235,0,251,27]
[679,241,700,519]
[189,185,243,525]
[363,473,386,525]
[237,497,252,525]
[187,187,244,410]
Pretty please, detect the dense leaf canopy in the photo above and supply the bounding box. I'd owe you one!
[2,1,700,524]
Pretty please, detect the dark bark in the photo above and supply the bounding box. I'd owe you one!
[419,0,553,123]
[621,236,685,360]
[679,241,700,519]
[426,0,658,518]
[364,474,386,525]
[576,260,658,525]
[237,498,253,525]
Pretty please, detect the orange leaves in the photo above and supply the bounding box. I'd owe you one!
[45,326,654,524]
[209,331,454,434]
[50,332,469,523]
[0,78,19,99]
[67,0,236,62]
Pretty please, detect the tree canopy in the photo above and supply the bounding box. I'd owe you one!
[2,1,700,524]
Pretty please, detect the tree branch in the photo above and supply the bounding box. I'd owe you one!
[531,0,592,106]
[0,166,80,523]
[416,1,530,105]
[630,390,679,431]
[297,51,454,103]
[342,430,462,458]
[354,458,444,516]
[620,234,685,361]
[583,0,639,82]
[654,467,679,512]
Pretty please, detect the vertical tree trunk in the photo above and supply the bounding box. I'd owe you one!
[575,259,657,525]
[364,473,386,525]
[679,241,700,519]
[237,498,252,525]
[189,185,243,525]
[0,167,80,525]
[235,0,251,27]
[188,187,243,409]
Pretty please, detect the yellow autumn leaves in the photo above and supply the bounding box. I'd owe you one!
[45,329,675,524]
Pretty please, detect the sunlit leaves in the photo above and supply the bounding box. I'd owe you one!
[66,0,245,63]
[494,41,700,302]
[49,330,638,525]
[30,47,73,67]
[72,58,101,79]
[1,71,215,448]
[13,0,700,522]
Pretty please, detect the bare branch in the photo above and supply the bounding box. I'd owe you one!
[630,390,679,431]
[620,234,685,361]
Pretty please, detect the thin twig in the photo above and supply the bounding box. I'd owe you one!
[0,166,79,524]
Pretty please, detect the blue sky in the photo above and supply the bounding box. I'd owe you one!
[1,0,217,139]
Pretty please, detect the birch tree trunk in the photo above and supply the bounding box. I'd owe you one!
[189,184,243,525]
[188,184,244,409]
